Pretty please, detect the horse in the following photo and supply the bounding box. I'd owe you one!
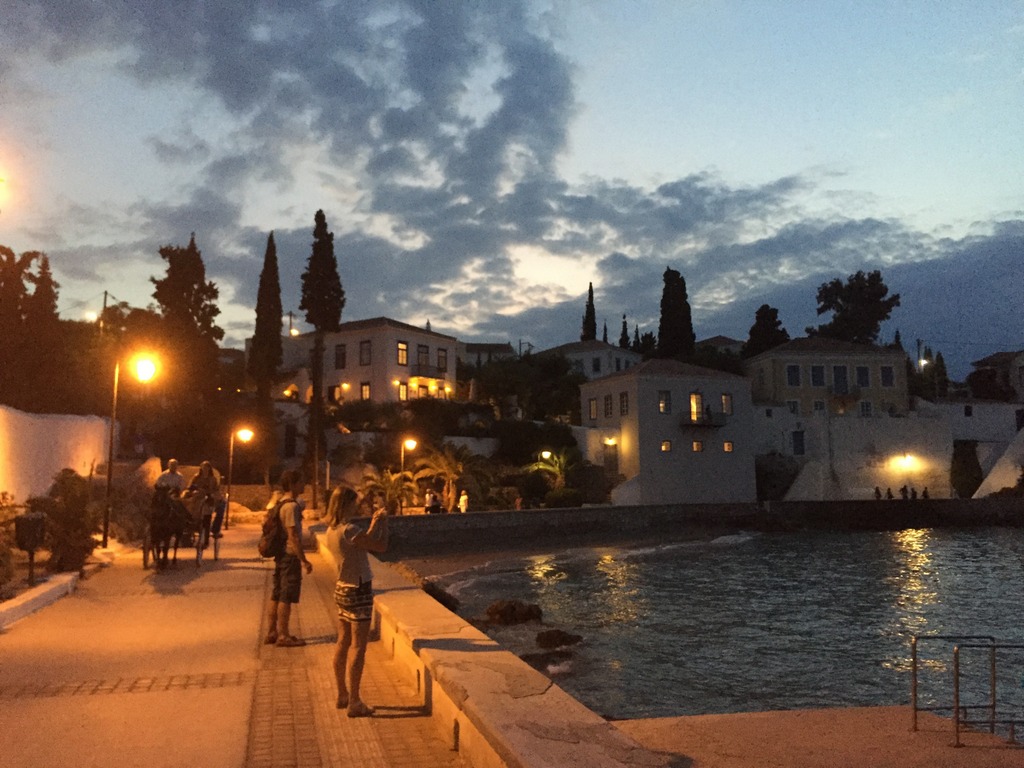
[150,486,191,569]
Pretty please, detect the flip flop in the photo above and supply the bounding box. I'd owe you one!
[347,701,374,718]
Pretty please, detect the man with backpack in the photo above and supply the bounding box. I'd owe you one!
[264,469,313,647]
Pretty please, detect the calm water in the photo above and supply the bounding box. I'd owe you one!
[439,528,1024,719]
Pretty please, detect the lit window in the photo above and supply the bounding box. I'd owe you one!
[658,390,672,414]
[360,382,371,400]
[692,440,703,452]
[721,393,733,415]
[786,364,800,387]
[588,398,598,420]
[690,392,703,423]
[723,441,734,453]
[398,382,408,401]
[661,440,672,452]
[397,341,408,365]
[619,392,629,416]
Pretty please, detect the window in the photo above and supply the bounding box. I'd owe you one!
[334,343,347,370]
[723,441,734,453]
[588,398,598,420]
[398,382,408,401]
[661,440,672,452]
[964,405,973,417]
[360,382,371,400]
[615,358,621,372]
[417,344,429,368]
[813,400,825,412]
[690,392,703,423]
[418,384,428,398]
[604,394,613,417]
[658,390,672,414]
[437,349,448,372]
[810,365,825,387]
[592,357,601,374]
[832,365,849,395]
[396,341,408,365]
[792,430,805,456]
[786,400,799,415]
[860,401,872,417]
[692,440,704,452]
[880,365,895,387]
[619,392,629,416]
[359,340,371,365]
[786,364,801,387]
[721,393,733,415]
[766,408,773,418]
[856,366,870,388]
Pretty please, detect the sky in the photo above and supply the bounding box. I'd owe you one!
[1,0,1021,380]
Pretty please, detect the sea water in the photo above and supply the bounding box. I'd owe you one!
[437,528,1024,720]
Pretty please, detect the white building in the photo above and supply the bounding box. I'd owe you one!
[539,339,642,381]
[578,358,756,505]
[276,317,458,404]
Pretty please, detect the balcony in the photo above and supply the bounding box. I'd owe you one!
[680,412,727,429]
[411,364,448,379]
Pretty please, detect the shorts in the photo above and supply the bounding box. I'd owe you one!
[335,580,374,623]
[272,554,303,604]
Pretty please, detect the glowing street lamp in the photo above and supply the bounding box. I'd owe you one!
[225,427,254,530]
[399,437,417,515]
[103,352,158,547]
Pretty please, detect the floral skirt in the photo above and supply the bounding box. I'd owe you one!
[334,580,374,623]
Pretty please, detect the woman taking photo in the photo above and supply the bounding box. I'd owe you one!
[325,488,389,717]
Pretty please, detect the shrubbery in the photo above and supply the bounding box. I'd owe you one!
[28,469,101,572]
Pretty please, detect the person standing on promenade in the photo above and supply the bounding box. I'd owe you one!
[458,490,469,514]
[325,487,389,717]
[265,469,313,647]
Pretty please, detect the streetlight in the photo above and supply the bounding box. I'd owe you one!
[103,352,158,548]
[225,427,254,530]
[399,437,417,515]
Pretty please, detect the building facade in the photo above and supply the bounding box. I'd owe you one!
[539,339,643,381]
[277,317,458,404]
[578,358,756,505]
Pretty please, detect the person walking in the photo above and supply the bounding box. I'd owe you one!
[325,487,389,717]
[265,469,313,647]
[458,490,469,514]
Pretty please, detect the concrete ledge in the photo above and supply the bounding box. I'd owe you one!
[0,572,80,630]
[316,531,677,768]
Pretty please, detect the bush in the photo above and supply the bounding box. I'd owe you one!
[544,487,583,509]
[29,469,101,572]
[0,492,18,594]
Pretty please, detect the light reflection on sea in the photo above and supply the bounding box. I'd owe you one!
[438,528,1024,719]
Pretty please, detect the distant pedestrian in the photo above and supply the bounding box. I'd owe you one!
[885,488,894,500]
[458,490,469,514]
[514,495,523,510]
[922,487,930,499]
[874,486,882,501]
[325,487,389,717]
[900,485,909,500]
[265,470,313,648]
[910,487,918,500]
[426,490,442,515]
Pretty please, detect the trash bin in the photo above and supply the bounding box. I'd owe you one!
[15,513,46,552]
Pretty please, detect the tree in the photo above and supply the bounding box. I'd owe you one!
[618,315,630,349]
[580,282,597,341]
[656,267,695,359]
[248,233,283,483]
[359,467,415,514]
[414,442,485,512]
[742,304,790,358]
[806,270,900,344]
[601,320,608,343]
[524,447,580,491]
[299,210,345,479]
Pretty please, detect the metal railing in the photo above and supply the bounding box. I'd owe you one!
[911,634,1024,747]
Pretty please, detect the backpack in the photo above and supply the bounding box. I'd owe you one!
[257,501,287,558]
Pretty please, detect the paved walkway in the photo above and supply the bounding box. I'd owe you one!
[0,523,464,768]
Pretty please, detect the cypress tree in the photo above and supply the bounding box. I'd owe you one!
[580,282,597,341]
[741,304,790,359]
[248,233,283,403]
[656,267,695,359]
[601,320,608,343]
[618,315,630,349]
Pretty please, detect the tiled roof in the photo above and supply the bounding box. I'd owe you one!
[747,336,901,359]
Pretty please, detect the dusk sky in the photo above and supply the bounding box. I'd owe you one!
[1,1,1021,379]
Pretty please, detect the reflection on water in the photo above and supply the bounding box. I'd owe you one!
[444,528,1024,719]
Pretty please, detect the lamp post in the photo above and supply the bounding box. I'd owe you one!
[399,438,417,514]
[103,353,157,548]
[225,427,254,531]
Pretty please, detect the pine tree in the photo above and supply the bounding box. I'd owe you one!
[300,210,345,486]
[618,315,630,349]
[656,267,695,359]
[806,270,900,344]
[248,233,283,483]
[580,282,597,341]
[741,304,790,358]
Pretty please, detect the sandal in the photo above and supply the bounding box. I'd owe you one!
[276,635,306,647]
[347,701,374,718]
[264,632,278,645]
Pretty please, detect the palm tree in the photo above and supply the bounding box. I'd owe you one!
[525,448,578,491]
[359,467,415,514]
[414,443,471,512]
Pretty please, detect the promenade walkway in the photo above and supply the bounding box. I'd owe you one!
[0,523,464,768]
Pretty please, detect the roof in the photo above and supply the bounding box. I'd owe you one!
[288,316,457,341]
[461,342,515,353]
[971,350,1024,368]
[746,336,903,360]
[539,339,639,356]
[697,335,743,348]
[582,357,746,385]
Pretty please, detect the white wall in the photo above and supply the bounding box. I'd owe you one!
[0,405,110,503]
